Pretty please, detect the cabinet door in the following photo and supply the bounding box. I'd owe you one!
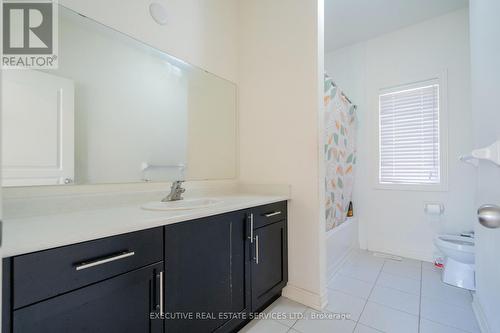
[251,220,288,312]
[164,211,251,333]
[12,262,164,333]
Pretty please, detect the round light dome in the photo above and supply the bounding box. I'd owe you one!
[149,2,168,25]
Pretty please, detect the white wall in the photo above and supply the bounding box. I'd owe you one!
[325,9,474,261]
[238,0,327,309]
[59,0,239,83]
[469,1,500,332]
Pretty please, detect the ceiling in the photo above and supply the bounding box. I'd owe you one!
[325,0,468,52]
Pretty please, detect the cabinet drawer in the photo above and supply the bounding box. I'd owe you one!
[251,201,287,229]
[12,227,163,309]
[13,262,163,333]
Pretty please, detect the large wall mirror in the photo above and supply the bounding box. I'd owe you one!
[1,5,237,187]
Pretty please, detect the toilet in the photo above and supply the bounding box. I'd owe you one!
[434,234,475,290]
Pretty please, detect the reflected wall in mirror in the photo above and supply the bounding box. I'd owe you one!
[1,6,237,187]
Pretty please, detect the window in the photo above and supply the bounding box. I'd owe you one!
[379,80,441,186]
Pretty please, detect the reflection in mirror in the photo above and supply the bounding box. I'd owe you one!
[1,5,237,187]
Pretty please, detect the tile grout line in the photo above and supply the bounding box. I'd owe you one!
[418,261,423,333]
[326,286,371,301]
[420,267,475,311]
[332,271,383,286]
[419,266,477,332]
[363,263,422,298]
[352,259,386,332]
[286,303,309,332]
[420,294,475,311]
[365,277,421,297]
[331,277,421,315]
[366,299,420,318]
[422,317,477,333]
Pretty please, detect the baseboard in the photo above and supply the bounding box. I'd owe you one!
[282,284,327,311]
[366,245,433,263]
[472,294,491,333]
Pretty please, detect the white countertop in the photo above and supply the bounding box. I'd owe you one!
[2,194,288,258]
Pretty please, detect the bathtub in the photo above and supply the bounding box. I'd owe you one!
[326,217,359,280]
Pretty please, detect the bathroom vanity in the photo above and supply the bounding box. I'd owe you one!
[1,199,288,333]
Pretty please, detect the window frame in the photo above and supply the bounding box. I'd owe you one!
[375,75,449,192]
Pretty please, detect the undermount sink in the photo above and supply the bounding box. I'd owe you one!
[141,198,222,211]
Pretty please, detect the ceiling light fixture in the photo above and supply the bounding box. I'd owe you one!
[149,2,168,26]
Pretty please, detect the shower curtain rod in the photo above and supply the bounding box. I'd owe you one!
[341,92,357,109]
[341,92,353,105]
[331,80,356,107]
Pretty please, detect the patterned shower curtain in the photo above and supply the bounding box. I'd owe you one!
[324,75,357,231]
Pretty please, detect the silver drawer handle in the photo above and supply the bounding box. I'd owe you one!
[249,213,254,243]
[75,251,135,271]
[264,211,282,217]
[159,271,164,315]
[255,235,259,264]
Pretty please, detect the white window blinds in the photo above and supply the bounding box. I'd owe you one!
[379,82,440,185]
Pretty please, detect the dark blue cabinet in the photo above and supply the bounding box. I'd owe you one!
[164,210,252,332]
[2,201,288,333]
[249,202,288,312]
[163,201,288,332]
[251,220,287,312]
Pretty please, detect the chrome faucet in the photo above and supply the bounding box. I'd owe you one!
[162,180,186,202]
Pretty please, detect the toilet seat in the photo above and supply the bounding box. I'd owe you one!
[435,235,474,254]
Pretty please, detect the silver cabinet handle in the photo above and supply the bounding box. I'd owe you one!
[255,235,259,264]
[264,211,282,217]
[159,271,164,315]
[75,251,135,271]
[248,213,254,243]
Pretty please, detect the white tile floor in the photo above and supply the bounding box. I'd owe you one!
[239,250,480,333]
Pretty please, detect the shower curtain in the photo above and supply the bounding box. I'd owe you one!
[324,75,357,231]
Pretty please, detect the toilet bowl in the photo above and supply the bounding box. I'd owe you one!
[434,234,475,290]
